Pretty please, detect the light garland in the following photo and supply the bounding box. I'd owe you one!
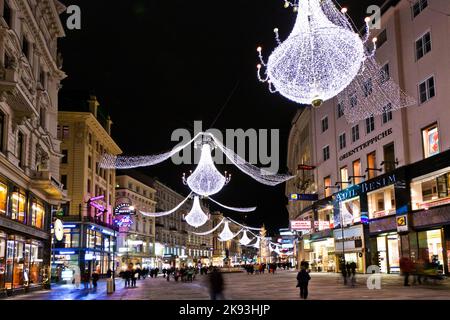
[239,230,253,246]
[139,192,192,217]
[183,143,230,197]
[208,197,256,213]
[218,221,235,241]
[184,196,210,228]
[257,0,369,107]
[192,218,225,236]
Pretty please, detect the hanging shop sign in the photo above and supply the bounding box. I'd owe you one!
[290,193,319,201]
[114,215,133,228]
[291,220,312,231]
[339,128,393,161]
[114,203,135,215]
[298,164,316,170]
[396,214,409,233]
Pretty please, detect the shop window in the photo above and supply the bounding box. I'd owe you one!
[383,143,396,173]
[0,181,7,215]
[368,186,396,219]
[418,230,444,271]
[29,241,44,285]
[411,169,450,210]
[0,109,5,153]
[31,200,45,229]
[422,124,439,158]
[13,238,25,289]
[367,151,377,179]
[352,160,363,184]
[11,189,26,223]
[0,235,5,289]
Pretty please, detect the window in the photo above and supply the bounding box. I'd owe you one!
[61,175,67,189]
[39,107,46,129]
[411,169,450,210]
[340,167,349,189]
[321,117,328,133]
[422,124,439,158]
[61,126,69,139]
[339,197,361,226]
[0,182,7,215]
[368,186,396,219]
[339,133,346,150]
[88,155,92,169]
[324,176,331,197]
[380,63,390,84]
[11,188,26,223]
[337,103,344,118]
[351,125,360,143]
[31,200,45,229]
[366,115,375,134]
[17,132,24,168]
[350,92,358,108]
[412,0,428,18]
[3,1,12,27]
[383,143,396,173]
[367,151,377,179]
[22,36,30,59]
[363,78,373,97]
[323,146,330,162]
[61,150,68,164]
[87,179,91,193]
[39,70,47,90]
[352,159,363,184]
[382,103,393,124]
[416,32,431,60]
[88,133,92,145]
[419,76,435,104]
[377,29,387,47]
[0,110,5,152]
[128,183,133,189]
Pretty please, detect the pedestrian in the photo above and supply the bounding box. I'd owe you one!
[296,266,311,300]
[166,269,171,282]
[162,268,167,278]
[350,262,357,287]
[107,268,112,278]
[83,270,91,290]
[132,270,138,287]
[400,256,413,286]
[413,258,425,285]
[340,261,347,285]
[208,267,225,300]
[92,269,99,290]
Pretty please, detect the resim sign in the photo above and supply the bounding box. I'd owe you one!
[334,174,397,202]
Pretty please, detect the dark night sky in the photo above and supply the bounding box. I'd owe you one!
[59,0,385,235]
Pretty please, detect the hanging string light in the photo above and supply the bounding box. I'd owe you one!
[257,0,369,108]
[208,197,256,213]
[183,142,230,197]
[239,230,253,246]
[184,196,210,228]
[140,192,193,217]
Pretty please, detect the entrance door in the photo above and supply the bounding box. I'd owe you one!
[387,235,400,273]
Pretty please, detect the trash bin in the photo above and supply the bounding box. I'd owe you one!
[106,278,114,294]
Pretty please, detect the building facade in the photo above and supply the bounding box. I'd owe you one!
[53,96,122,280]
[115,175,156,271]
[287,0,450,274]
[0,0,66,296]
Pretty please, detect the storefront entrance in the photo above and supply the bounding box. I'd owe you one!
[310,238,335,272]
[375,233,400,274]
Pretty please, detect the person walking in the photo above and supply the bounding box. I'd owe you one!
[350,262,357,287]
[340,261,347,285]
[208,267,225,300]
[106,268,112,279]
[296,267,311,300]
[92,269,99,290]
[400,256,413,286]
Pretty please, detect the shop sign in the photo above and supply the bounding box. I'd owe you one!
[396,215,409,232]
[314,221,330,229]
[62,270,73,281]
[291,220,312,231]
[85,253,94,260]
[114,215,133,228]
[114,203,135,215]
[290,193,319,201]
[339,128,392,161]
[361,174,396,194]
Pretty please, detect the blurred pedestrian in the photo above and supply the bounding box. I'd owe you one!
[106,268,112,279]
[208,267,225,300]
[340,261,347,285]
[350,262,357,287]
[400,256,414,286]
[92,269,99,290]
[296,267,311,300]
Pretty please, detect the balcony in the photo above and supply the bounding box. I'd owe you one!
[31,170,67,201]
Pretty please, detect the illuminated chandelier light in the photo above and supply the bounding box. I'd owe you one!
[239,230,253,246]
[184,196,210,228]
[140,192,192,217]
[183,143,230,197]
[192,218,226,236]
[219,221,237,241]
[257,0,371,107]
[337,55,416,123]
[100,132,203,169]
[252,237,261,249]
[206,133,294,186]
[208,197,256,213]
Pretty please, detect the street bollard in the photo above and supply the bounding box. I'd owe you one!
[106,278,114,294]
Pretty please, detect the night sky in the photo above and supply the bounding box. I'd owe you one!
[59,0,385,235]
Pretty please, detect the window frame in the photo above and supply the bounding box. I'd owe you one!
[323,145,330,162]
[352,125,360,143]
[366,115,375,134]
[415,31,432,61]
[339,133,346,150]
[418,75,436,104]
[321,116,329,133]
[421,122,440,159]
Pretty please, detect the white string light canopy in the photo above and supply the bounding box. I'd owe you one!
[257,0,373,108]
[184,196,210,228]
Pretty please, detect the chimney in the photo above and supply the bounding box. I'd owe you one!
[88,95,99,118]
[106,115,113,135]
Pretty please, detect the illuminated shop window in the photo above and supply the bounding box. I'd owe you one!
[11,189,26,223]
[411,168,450,210]
[31,200,45,229]
[352,159,363,184]
[339,197,361,226]
[0,182,7,215]
[422,124,439,158]
[368,186,396,219]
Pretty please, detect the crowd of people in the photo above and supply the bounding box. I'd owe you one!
[400,256,444,286]
[243,262,293,275]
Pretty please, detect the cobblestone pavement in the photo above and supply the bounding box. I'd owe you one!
[5,270,450,300]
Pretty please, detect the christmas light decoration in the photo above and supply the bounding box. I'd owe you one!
[140,192,192,217]
[208,197,256,213]
[192,218,225,236]
[183,143,230,197]
[184,196,210,228]
[239,230,253,246]
[257,0,369,107]
[252,237,261,249]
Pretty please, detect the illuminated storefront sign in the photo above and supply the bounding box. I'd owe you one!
[114,203,135,215]
[290,193,319,201]
[291,220,312,231]
[396,215,408,232]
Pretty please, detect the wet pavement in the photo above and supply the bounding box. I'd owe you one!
[4,270,450,300]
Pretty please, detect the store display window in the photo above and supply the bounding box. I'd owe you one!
[11,188,26,223]
[422,124,440,159]
[0,182,7,215]
[339,197,361,226]
[418,229,444,273]
[368,186,396,219]
[411,168,450,210]
[0,232,5,289]
[31,199,45,229]
[13,236,25,288]
[317,208,334,230]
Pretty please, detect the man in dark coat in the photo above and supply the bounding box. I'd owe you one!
[296,267,311,299]
[208,267,225,300]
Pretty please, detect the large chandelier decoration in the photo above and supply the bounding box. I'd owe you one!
[182,142,230,197]
[257,0,371,108]
[183,196,210,228]
[101,132,294,186]
[192,217,262,242]
[239,230,253,246]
